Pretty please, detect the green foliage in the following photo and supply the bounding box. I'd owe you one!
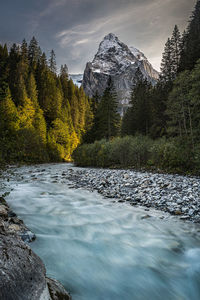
[122,78,152,137]
[166,59,200,148]
[0,37,92,163]
[73,136,153,168]
[179,0,200,71]
[160,26,181,83]
[86,77,121,142]
[73,136,200,174]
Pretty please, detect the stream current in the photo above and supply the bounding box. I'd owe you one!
[5,163,200,300]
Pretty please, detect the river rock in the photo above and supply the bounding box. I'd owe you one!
[0,232,51,300]
[0,205,8,217]
[47,277,72,300]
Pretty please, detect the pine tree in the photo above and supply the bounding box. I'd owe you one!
[179,0,200,71]
[0,87,19,160]
[0,44,9,98]
[60,64,68,79]
[60,64,69,106]
[28,37,40,70]
[95,76,120,140]
[0,87,19,133]
[27,72,38,107]
[33,107,47,143]
[20,39,29,81]
[167,71,193,139]
[49,50,57,73]
[8,43,20,99]
[160,38,173,82]
[0,39,91,162]
[150,82,168,138]
[122,76,152,137]
[121,107,133,136]
[171,25,181,79]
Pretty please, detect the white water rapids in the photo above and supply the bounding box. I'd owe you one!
[5,164,200,300]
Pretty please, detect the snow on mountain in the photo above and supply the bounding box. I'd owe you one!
[82,33,159,115]
[129,46,146,61]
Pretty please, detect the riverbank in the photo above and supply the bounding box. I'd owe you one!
[0,189,71,299]
[61,166,200,223]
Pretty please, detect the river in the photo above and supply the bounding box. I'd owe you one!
[4,163,200,300]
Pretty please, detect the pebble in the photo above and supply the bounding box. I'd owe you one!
[61,167,200,223]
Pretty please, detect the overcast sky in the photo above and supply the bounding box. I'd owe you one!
[0,0,197,73]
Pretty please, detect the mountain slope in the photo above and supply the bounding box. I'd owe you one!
[82,33,159,115]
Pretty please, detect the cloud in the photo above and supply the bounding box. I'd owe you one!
[55,0,175,71]
[74,39,90,46]
[0,0,196,73]
[39,0,67,17]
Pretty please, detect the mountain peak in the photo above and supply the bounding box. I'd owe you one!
[103,33,118,41]
[83,34,159,115]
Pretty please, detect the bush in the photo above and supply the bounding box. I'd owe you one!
[73,135,200,174]
[73,135,153,168]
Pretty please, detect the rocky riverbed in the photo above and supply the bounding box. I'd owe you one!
[61,166,200,223]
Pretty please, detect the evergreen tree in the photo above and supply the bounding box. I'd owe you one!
[0,39,92,163]
[28,37,40,70]
[149,82,168,138]
[122,76,152,137]
[60,64,68,79]
[20,39,29,82]
[0,44,9,98]
[167,71,193,142]
[95,76,120,140]
[121,107,133,136]
[0,88,19,161]
[27,72,38,107]
[160,38,173,82]
[8,43,20,99]
[49,50,57,73]
[0,87,19,133]
[171,25,181,79]
[179,1,200,71]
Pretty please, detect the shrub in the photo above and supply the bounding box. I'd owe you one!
[72,135,200,174]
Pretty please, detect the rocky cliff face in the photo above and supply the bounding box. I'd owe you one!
[82,33,159,115]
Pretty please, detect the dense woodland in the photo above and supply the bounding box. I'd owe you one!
[1,1,200,174]
[0,39,93,162]
[74,1,200,174]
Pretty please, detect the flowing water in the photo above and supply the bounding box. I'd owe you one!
[5,164,200,300]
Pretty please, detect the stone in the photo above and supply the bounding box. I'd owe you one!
[188,209,195,216]
[141,215,151,219]
[0,234,50,300]
[8,224,21,232]
[0,205,8,217]
[47,277,72,300]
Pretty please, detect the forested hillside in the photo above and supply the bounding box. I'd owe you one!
[0,38,93,163]
[73,1,200,174]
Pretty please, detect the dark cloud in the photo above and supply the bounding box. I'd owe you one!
[0,0,197,73]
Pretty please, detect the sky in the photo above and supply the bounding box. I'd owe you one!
[0,0,197,73]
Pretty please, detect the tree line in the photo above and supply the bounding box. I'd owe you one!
[0,38,93,163]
